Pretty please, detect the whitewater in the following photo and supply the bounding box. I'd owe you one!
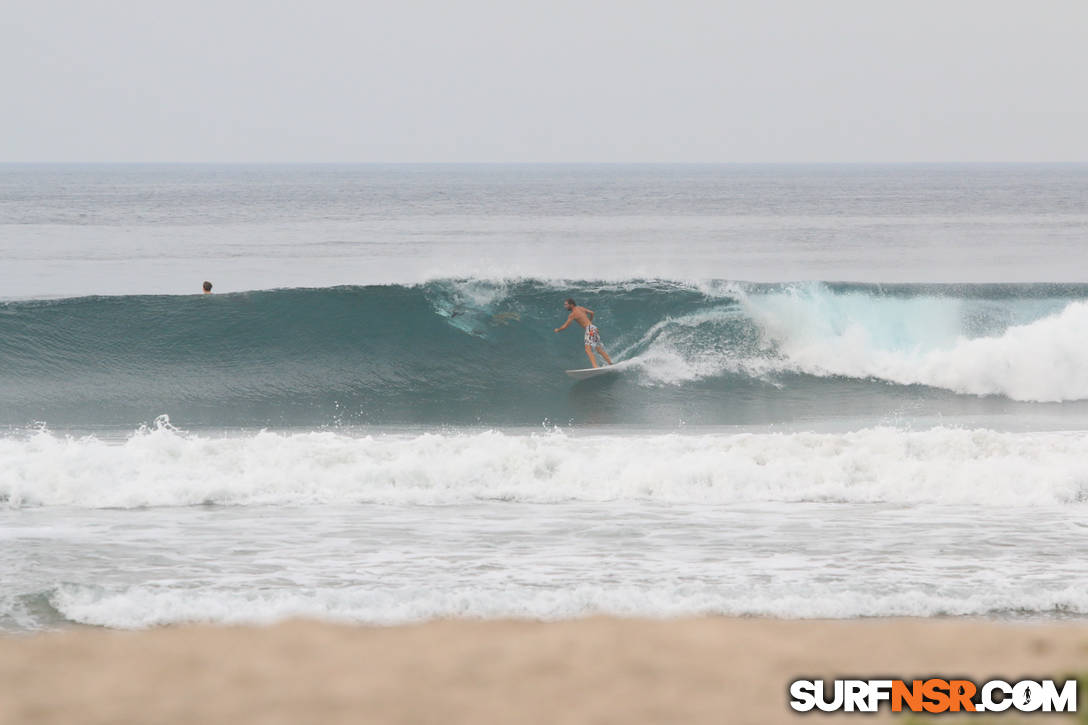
[3,422,1088,508]
[2,163,1087,631]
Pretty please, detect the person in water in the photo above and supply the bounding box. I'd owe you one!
[203,281,213,294]
[554,297,614,368]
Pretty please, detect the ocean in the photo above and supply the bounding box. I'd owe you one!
[2,163,1087,631]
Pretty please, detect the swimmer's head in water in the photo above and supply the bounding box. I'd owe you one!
[203,281,213,293]
[564,298,576,310]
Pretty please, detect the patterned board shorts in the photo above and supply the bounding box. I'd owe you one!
[584,324,602,350]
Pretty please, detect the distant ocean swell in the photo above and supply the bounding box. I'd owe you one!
[3,422,1088,508]
[2,279,1088,427]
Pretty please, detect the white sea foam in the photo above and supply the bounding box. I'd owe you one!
[3,423,1087,508]
[47,581,1088,629]
[626,285,1088,402]
[742,289,1088,402]
[616,303,778,385]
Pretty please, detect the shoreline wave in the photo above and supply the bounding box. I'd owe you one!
[35,582,1088,628]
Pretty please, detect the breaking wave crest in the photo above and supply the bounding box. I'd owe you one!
[3,279,1088,428]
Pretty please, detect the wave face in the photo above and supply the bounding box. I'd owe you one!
[3,279,1088,428]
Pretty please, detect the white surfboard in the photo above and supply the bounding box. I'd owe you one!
[565,364,622,380]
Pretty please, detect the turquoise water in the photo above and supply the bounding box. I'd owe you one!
[2,164,1087,630]
[3,280,1088,429]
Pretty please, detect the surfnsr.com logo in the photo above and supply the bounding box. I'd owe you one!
[789,678,1077,714]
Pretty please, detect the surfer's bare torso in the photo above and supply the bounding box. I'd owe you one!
[554,299,614,368]
[557,305,594,331]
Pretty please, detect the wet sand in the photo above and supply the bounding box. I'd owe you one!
[2,617,1086,724]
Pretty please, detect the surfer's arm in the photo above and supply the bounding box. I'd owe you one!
[586,309,594,321]
[554,313,574,332]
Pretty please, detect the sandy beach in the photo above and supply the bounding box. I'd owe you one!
[2,617,1086,725]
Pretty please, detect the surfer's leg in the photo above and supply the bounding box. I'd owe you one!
[597,346,613,365]
[584,345,599,368]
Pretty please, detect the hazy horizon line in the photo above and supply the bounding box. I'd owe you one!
[4,160,1087,166]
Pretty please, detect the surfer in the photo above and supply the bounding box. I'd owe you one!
[554,298,614,368]
[202,281,213,294]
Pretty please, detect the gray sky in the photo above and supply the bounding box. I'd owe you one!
[2,0,1086,162]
